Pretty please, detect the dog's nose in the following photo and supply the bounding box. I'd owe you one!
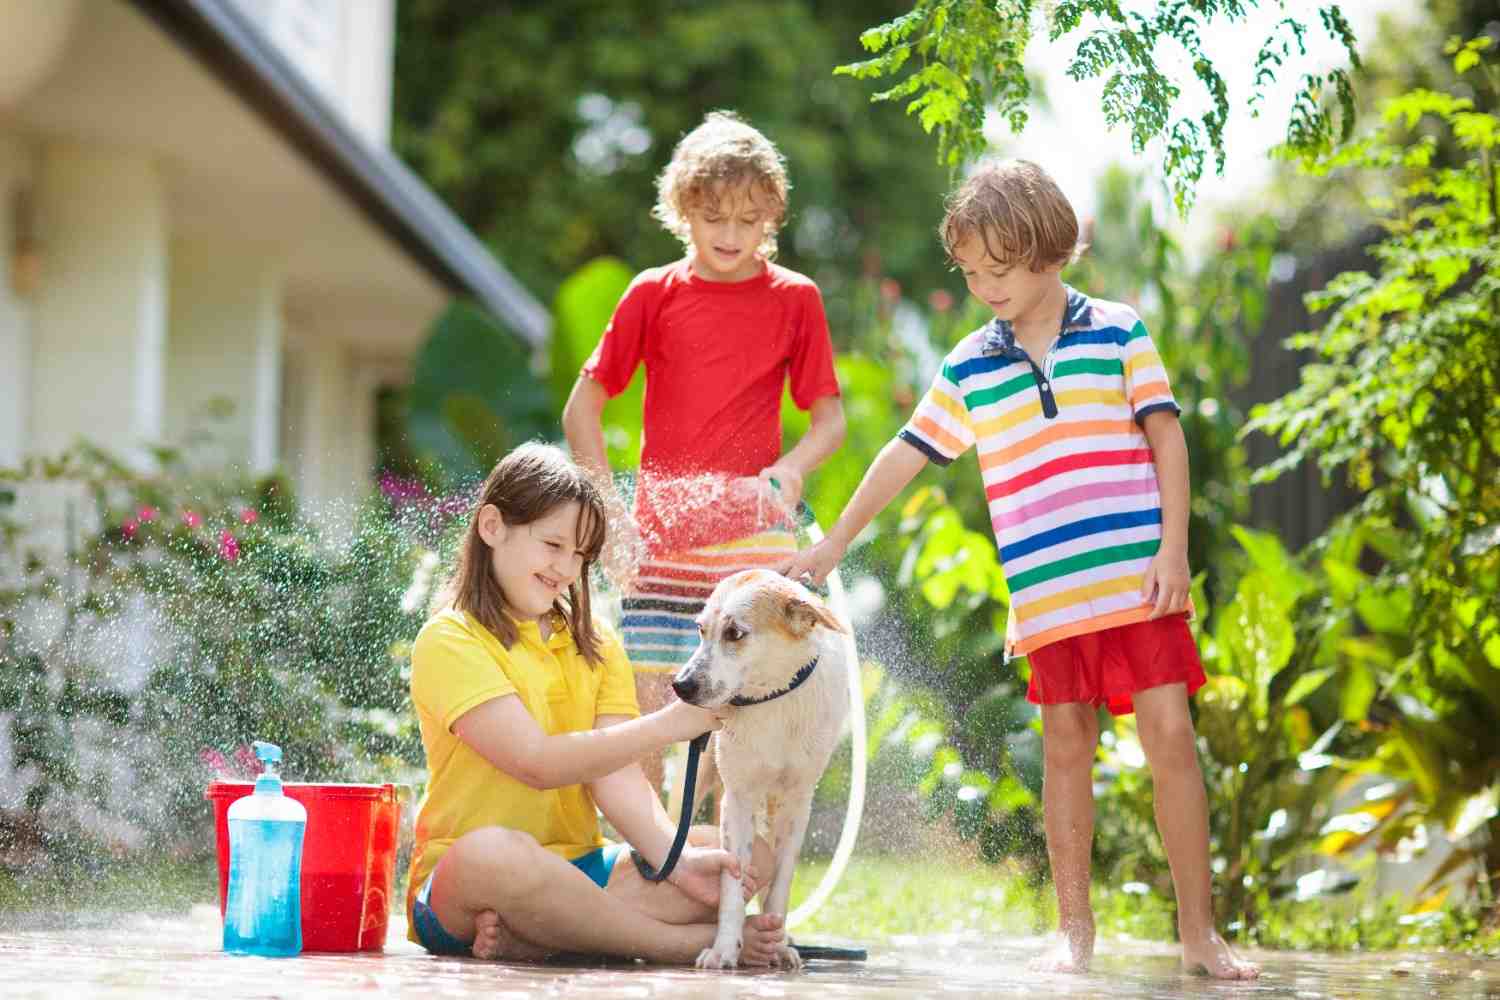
[672,676,700,703]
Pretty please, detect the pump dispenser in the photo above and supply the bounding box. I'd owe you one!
[223,741,307,956]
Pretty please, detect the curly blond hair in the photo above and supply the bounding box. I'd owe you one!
[941,159,1083,271]
[653,111,789,259]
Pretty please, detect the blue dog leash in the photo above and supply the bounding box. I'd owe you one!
[633,730,712,883]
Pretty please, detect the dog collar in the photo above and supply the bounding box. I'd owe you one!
[729,655,819,707]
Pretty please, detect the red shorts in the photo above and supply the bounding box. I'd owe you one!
[1025,615,1205,716]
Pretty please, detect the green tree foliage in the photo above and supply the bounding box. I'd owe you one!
[406,302,556,484]
[1246,37,1500,920]
[840,1,1359,210]
[549,259,645,470]
[392,0,957,334]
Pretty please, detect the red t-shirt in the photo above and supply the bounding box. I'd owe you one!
[581,258,841,556]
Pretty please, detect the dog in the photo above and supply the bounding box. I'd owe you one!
[670,568,850,970]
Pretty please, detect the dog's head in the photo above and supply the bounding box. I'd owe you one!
[671,569,848,709]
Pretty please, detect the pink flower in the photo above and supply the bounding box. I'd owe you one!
[218,529,240,562]
[121,518,139,540]
[379,473,430,504]
[137,506,159,522]
[928,289,955,313]
[232,744,259,777]
[880,278,902,303]
[199,747,230,777]
[239,508,259,525]
[181,509,202,529]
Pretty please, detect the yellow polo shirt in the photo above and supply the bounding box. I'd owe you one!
[404,607,639,933]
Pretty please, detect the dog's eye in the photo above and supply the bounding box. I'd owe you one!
[723,624,745,642]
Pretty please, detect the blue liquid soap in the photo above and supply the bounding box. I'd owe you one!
[223,741,307,957]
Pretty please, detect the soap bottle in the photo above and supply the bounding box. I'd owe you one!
[223,740,306,957]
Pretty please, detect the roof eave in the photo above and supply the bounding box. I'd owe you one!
[127,0,549,348]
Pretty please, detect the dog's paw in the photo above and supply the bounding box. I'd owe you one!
[695,944,740,970]
[770,943,803,970]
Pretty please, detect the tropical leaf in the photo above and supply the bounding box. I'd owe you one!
[408,301,554,483]
[549,258,645,468]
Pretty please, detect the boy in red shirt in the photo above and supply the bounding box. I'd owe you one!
[563,111,846,790]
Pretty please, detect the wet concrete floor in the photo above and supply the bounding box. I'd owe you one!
[0,905,1495,998]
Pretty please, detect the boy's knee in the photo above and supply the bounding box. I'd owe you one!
[1140,717,1199,771]
[1042,706,1098,766]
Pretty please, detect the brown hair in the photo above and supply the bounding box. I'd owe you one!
[653,110,789,259]
[434,443,609,665]
[940,159,1082,271]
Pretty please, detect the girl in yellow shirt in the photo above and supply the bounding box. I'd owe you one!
[406,443,783,963]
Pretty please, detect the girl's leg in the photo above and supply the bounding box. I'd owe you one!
[429,826,783,964]
[1034,701,1100,973]
[1132,684,1258,980]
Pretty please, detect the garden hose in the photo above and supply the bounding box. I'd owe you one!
[784,510,867,932]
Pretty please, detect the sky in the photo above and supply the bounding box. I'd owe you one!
[990,0,1422,245]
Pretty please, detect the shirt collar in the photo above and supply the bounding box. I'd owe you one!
[516,609,572,649]
[980,286,1092,358]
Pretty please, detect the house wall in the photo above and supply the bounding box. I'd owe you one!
[165,238,284,473]
[336,0,395,146]
[30,142,168,467]
[228,0,395,146]
[0,137,34,469]
[281,325,374,543]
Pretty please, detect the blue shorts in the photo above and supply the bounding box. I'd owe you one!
[412,843,628,956]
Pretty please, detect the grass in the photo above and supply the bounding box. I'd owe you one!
[0,855,218,922]
[787,850,1500,957]
[787,851,1174,943]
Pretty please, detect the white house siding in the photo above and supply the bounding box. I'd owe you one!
[30,142,169,466]
[229,0,395,147]
[335,0,396,147]
[166,237,284,474]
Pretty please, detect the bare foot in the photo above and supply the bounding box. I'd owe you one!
[1029,920,1094,974]
[470,909,552,962]
[736,913,786,967]
[1182,931,1259,980]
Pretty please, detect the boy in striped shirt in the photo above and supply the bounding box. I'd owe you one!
[784,160,1256,980]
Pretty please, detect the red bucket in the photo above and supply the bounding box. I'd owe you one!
[206,781,400,953]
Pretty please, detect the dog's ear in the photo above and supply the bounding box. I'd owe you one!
[783,594,849,636]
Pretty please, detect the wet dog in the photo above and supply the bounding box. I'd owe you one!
[671,569,850,970]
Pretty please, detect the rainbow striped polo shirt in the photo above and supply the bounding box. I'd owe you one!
[898,288,1181,656]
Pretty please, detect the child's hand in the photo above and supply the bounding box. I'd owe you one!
[1142,544,1191,619]
[667,845,760,908]
[656,698,725,744]
[779,537,844,588]
[757,465,804,514]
